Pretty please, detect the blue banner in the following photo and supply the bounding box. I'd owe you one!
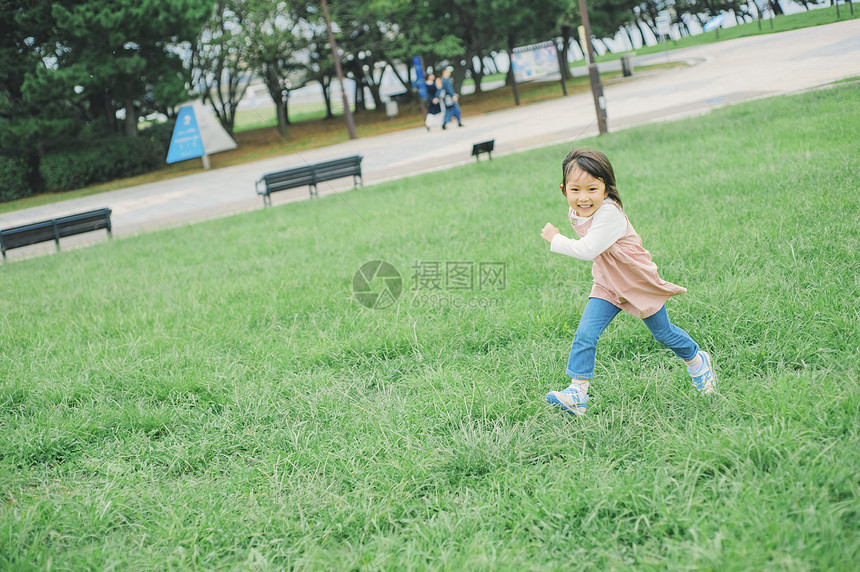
[166,105,205,164]
[413,56,427,100]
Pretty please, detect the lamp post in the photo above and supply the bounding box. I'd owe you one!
[577,0,608,134]
[320,0,356,139]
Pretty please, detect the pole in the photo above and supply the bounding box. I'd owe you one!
[508,37,520,106]
[320,0,356,140]
[576,0,608,134]
[557,42,568,96]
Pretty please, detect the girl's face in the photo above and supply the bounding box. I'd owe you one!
[563,166,608,218]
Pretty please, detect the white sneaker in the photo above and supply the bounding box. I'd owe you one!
[546,384,588,416]
[689,351,717,395]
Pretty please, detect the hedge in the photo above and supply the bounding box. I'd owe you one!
[40,125,173,193]
[0,154,32,203]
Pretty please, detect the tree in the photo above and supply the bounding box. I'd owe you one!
[414,0,568,94]
[302,26,338,119]
[589,0,641,49]
[2,0,206,195]
[375,0,458,94]
[51,0,209,136]
[487,0,569,88]
[192,0,255,135]
[326,0,458,111]
[0,0,76,193]
[244,0,313,137]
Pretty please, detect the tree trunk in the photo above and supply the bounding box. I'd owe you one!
[275,101,288,138]
[558,25,573,79]
[469,51,485,94]
[353,77,365,113]
[635,21,646,46]
[367,70,385,112]
[25,147,44,195]
[623,26,636,50]
[262,64,294,137]
[319,78,334,119]
[124,99,137,137]
[102,91,118,134]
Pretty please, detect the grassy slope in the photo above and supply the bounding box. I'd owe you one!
[0,83,858,570]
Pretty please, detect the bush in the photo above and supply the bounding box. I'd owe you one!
[40,126,173,193]
[0,154,32,203]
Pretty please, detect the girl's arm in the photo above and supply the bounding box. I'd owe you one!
[547,205,626,261]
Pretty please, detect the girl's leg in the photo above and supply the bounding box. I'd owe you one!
[641,305,699,360]
[643,305,717,393]
[566,297,621,379]
[548,298,620,415]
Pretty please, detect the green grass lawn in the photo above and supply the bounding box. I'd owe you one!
[1,83,858,570]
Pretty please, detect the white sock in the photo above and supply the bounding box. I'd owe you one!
[684,352,703,372]
[569,378,590,394]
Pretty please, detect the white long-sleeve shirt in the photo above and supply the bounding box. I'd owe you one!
[550,203,627,261]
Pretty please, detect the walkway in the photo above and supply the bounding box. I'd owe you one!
[2,20,858,262]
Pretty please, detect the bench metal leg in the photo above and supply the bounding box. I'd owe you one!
[52,220,61,251]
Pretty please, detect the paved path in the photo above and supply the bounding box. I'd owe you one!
[2,20,858,262]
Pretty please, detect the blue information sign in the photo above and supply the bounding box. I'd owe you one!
[166,105,205,164]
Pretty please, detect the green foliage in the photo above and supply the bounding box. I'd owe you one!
[0,153,31,202]
[38,129,171,193]
[0,84,858,569]
[50,0,211,125]
[591,0,641,38]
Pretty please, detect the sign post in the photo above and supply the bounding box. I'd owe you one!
[576,0,608,134]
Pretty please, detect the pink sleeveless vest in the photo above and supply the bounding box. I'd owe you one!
[571,201,686,318]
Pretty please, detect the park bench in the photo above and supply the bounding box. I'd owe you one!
[256,155,363,206]
[0,207,112,259]
[471,140,495,162]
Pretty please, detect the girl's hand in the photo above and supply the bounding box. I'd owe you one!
[541,223,559,243]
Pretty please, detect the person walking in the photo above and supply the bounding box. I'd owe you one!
[424,72,443,131]
[440,67,463,129]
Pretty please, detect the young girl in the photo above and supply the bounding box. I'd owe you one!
[540,147,716,416]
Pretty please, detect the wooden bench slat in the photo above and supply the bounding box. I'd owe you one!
[1,208,112,259]
[0,222,57,250]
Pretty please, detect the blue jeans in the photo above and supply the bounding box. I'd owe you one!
[566,297,699,379]
[443,104,461,126]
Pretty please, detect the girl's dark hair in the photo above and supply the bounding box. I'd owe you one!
[561,147,623,209]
